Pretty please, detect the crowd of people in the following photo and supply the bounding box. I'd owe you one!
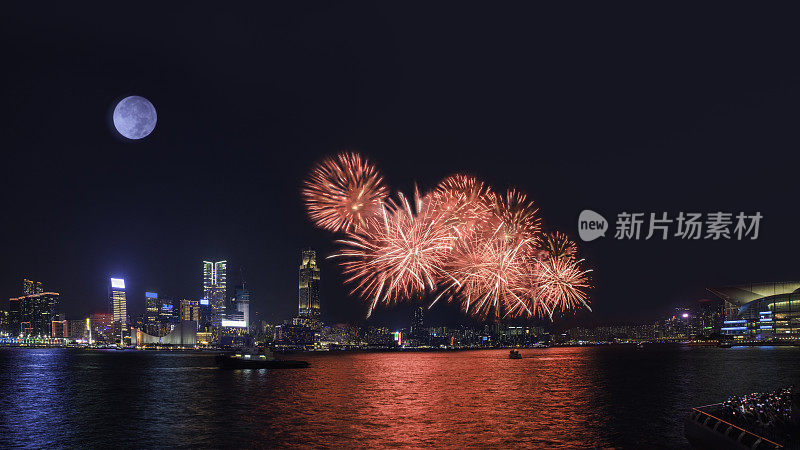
[713,386,798,444]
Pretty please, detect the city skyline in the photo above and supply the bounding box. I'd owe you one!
[4,3,800,328]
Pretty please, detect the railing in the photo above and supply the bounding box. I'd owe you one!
[690,404,784,449]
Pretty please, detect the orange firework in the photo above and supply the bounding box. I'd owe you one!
[305,152,594,321]
[425,174,494,238]
[330,191,457,317]
[302,152,389,232]
[534,255,593,318]
[538,231,577,259]
[432,227,535,319]
[490,189,541,245]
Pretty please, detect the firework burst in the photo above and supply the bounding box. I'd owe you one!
[330,191,457,317]
[490,189,541,245]
[433,227,534,319]
[304,152,594,321]
[302,152,389,232]
[538,231,577,259]
[534,255,593,318]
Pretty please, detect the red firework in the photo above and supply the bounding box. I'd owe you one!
[489,189,541,245]
[433,226,535,319]
[302,152,389,232]
[534,255,593,318]
[425,174,494,238]
[538,231,577,259]
[330,191,457,317]
[305,152,594,321]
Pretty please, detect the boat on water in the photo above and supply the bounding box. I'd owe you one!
[509,350,522,359]
[216,348,309,369]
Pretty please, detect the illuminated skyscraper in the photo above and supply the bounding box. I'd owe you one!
[145,292,159,334]
[23,279,43,295]
[234,284,250,329]
[203,261,227,329]
[298,249,320,318]
[180,299,200,327]
[411,306,425,341]
[108,278,128,325]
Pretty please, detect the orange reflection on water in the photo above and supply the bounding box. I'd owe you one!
[253,348,611,448]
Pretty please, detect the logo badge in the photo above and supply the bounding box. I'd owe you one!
[578,210,607,241]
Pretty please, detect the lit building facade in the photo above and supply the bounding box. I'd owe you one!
[298,249,320,318]
[710,282,800,341]
[8,292,60,337]
[159,297,176,325]
[89,313,114,343]
[145,291,159,334]
[203,260,227,329]
[23,279,43,295]
[234,284,250,329]
[108,278,128,345]
[180,299,200,326]
[108,278,128,325]
[133,320,197,347]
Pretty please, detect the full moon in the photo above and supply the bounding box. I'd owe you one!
[113,96,157,140]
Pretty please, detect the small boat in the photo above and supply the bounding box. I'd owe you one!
[636,342,645,349]
[509,349,522,359]
[216,349,309,369]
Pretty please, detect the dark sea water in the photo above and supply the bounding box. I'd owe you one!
[1,346,799,448]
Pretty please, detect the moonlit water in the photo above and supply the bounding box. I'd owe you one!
[1,347,799,448]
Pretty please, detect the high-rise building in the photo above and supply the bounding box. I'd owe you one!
[159,297,176,325]
[234,284,250,329]
[180,299,200,327]
[410,306,425,341]
[89,312,114,343]
[298,249,320,318]
[8,292,60,337]
[0,309,8,335]
[203,261,227,329]
[109,278,128,344]
[109,278,128,325]
[145,292,159,334]
[23,279,43,296]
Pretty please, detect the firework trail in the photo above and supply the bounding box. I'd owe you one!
[302,152,389,232]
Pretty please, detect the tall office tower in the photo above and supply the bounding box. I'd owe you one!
[0,309,8,335]
[23,279,44,295]
[180,299,200,326]
[145,292,159,334]
[410,306,425,340]
[203,261,227,329]
[8,292,60,337]
[298,249,321,318]
[234,285,250,329]
[108,278,128,325]
[159,297,175,325]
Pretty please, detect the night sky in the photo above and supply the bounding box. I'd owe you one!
[3,3,800,329]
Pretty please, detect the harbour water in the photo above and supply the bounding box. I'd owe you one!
[1,346,799,448]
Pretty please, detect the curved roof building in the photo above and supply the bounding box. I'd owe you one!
[709,282,800,340]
